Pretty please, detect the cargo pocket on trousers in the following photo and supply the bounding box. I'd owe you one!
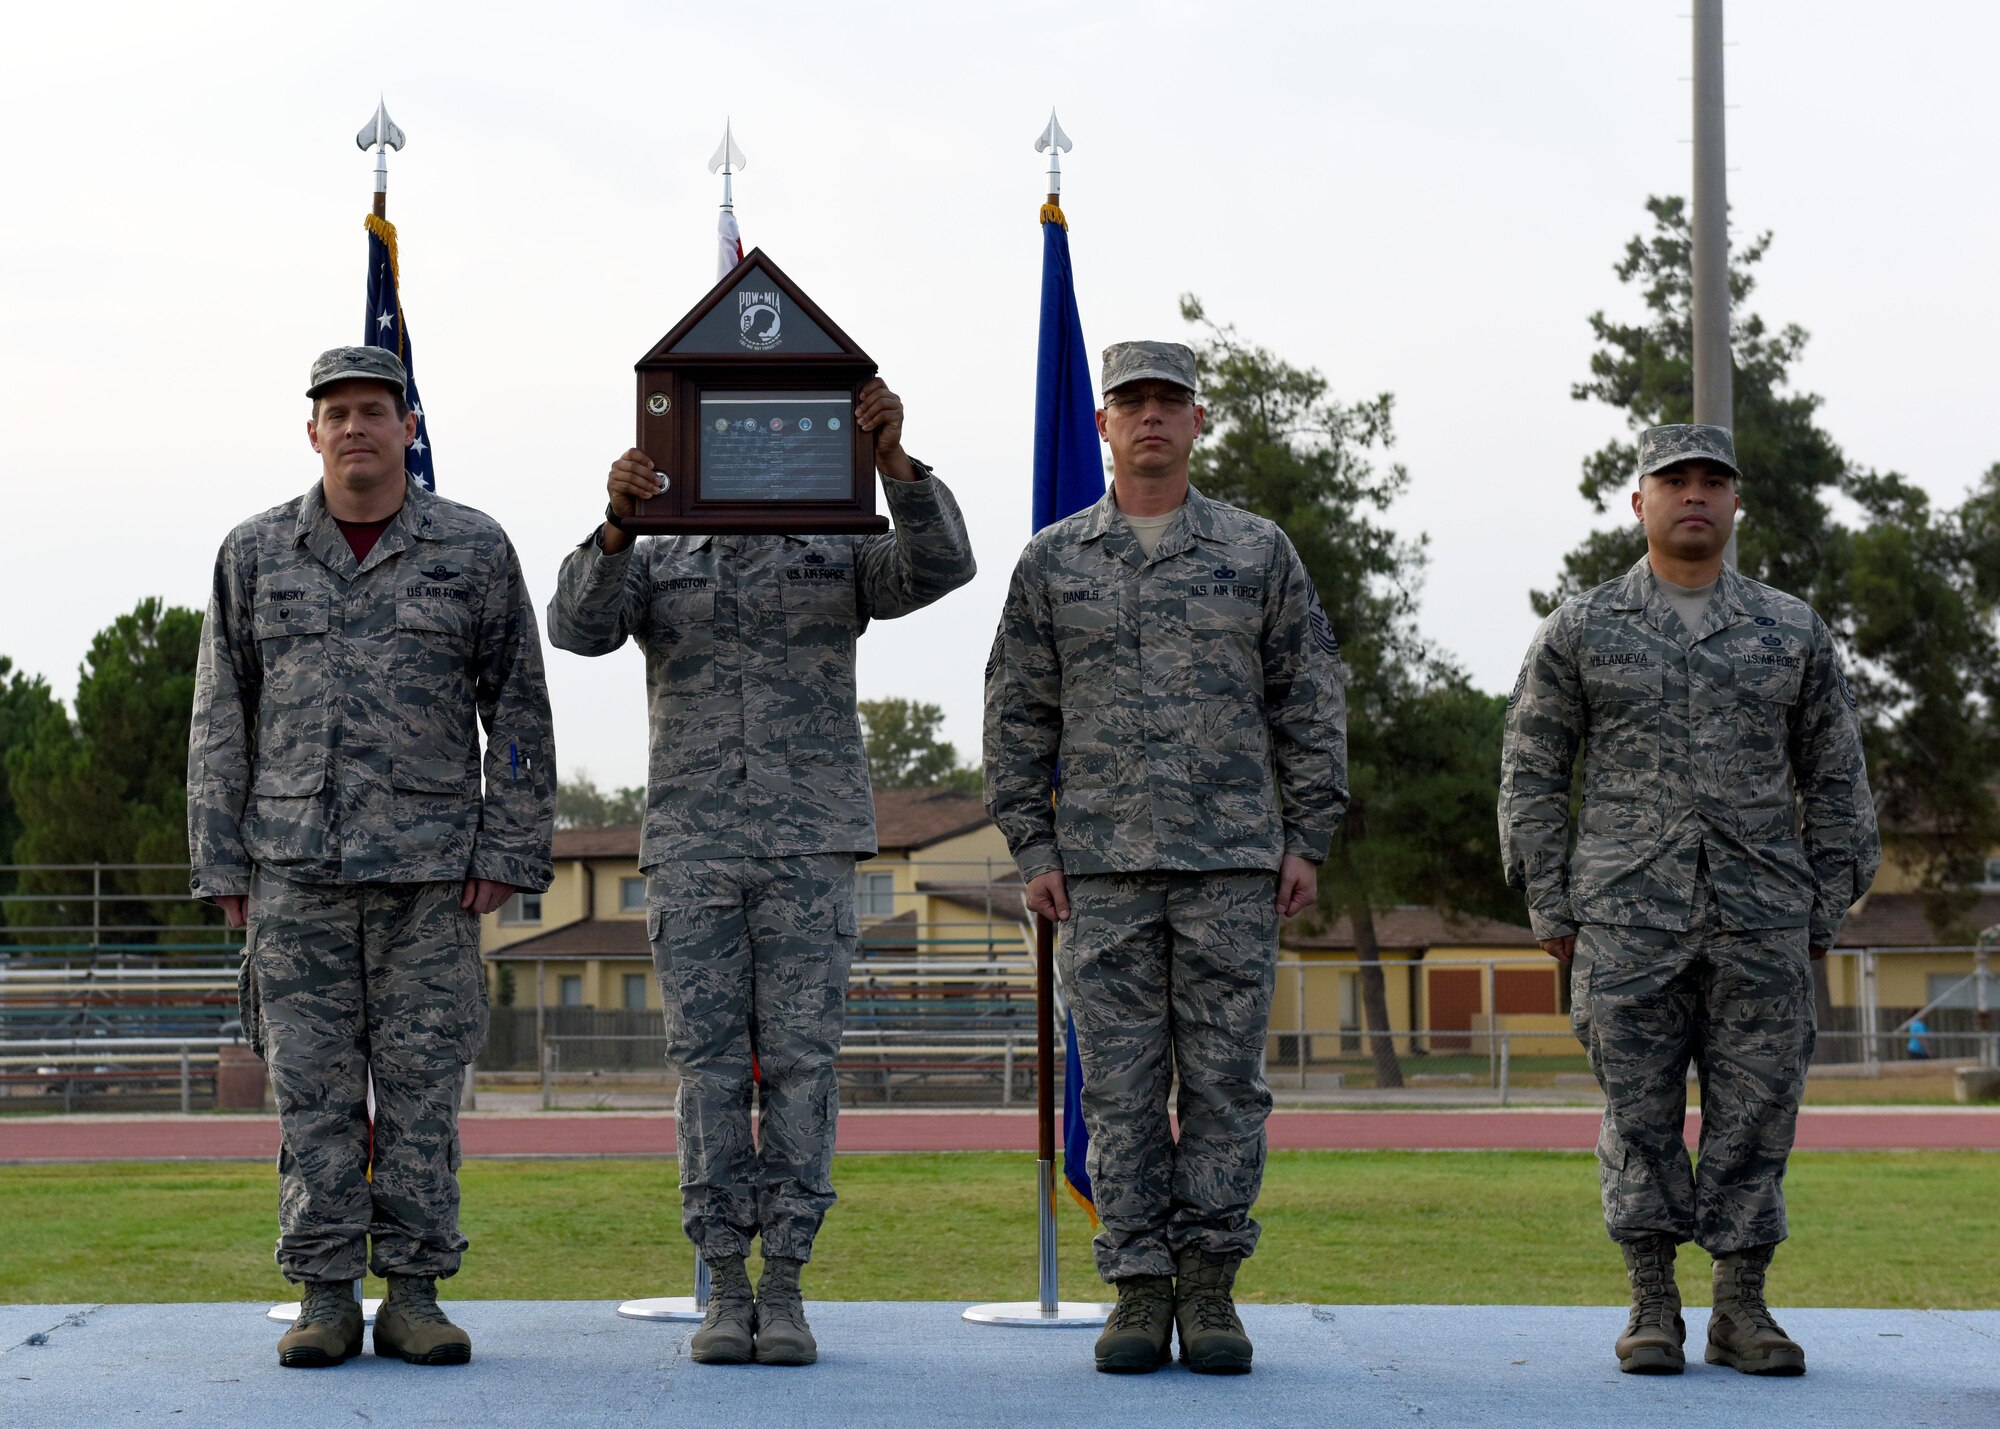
[236,931,266,1062]
[1568,944,1594,1051]
[449,910,490,1064]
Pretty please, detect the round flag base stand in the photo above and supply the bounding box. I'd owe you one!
[617,1256,710,1322]
[962,1300,1111,1327]
[964,1153,1109,1328]
[616,1297,704,1322]
[266,1296,380,1325]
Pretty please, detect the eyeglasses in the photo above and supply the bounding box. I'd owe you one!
[1103,389,1196,412]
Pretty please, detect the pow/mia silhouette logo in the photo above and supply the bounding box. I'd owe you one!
[736,288,783,351]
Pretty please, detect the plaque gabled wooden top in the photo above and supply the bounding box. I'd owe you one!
[627,248,887,535]
[638,248,873,367]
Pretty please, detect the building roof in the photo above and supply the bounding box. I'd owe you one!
[916,879,1028,921]
[1836,891,2000,948]
[1288,906,1537,953]
[550,825,644,860]
[546,789,993,863]
[487,918,648,961]
[870,789,992,850]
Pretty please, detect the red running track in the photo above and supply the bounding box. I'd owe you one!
[3,1109,1997,1163]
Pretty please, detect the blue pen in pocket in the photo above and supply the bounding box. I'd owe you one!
[510,741,519,781]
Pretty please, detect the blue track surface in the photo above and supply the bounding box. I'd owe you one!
[4,1302,1996,1427]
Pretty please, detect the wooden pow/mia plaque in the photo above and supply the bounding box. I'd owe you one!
[626,248,889,534]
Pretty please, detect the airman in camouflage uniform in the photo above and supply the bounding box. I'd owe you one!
[189,346,557,1366]
[1499,423,1880,1377]
[546,377,974,1365]
[984,341,1348,1375]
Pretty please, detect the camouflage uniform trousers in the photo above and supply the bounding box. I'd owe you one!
[647,853,858,1263]
[246,867,488,1283]
[1571,864,1815,1254]
[1057,870,1279,1282]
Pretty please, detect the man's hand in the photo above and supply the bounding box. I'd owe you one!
[856,378,915,482]
[1025,870,1070,923]
[1276,856,1317,919]
[604,447,667,554]
[461,879,516,917]
[1540,935,1576,965]
[215,895,247,930]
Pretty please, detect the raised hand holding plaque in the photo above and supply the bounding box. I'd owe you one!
[627,249,889,534]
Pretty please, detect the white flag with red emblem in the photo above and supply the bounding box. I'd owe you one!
[710,121,747,279]
[718,206,742,279]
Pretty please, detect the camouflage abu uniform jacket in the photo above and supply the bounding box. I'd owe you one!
[983,486,1348,881]
[1499,557,1880,945]
[545,468,975,866]
[188,479,558,895]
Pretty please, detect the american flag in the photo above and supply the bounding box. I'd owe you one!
[364,214,436,491]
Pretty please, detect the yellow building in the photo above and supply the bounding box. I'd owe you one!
[1270,907,1551,1059]
[480,789,1027,1013]
[1823,784,2000,1019]
[483,784,2000,1037]
[1829,891,2000,1016]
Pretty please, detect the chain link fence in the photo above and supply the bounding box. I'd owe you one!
[4,863,1995,1111]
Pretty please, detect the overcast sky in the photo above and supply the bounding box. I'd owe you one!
[3,1,1993,793]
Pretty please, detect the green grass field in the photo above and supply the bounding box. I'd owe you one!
[4,1151,1993,1309]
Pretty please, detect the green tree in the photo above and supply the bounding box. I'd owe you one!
[556,770,647,829]
[1183,296,1522,1087]
[0,656,62,893]
[1549,197,2000,937]
[859,698,981,795]
[5,600,207,942]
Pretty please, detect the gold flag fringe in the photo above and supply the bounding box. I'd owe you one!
[1039,202,1068,230]
[363,213,410,364]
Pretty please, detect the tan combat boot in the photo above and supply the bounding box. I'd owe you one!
[1707,1245,1806,1375]
[753,1256,818,1366]
[1174,1248,1254,1375]
[1094,1274,1174,1374]
[373,1273,472,1365]
[689,1256,756,1364]
[1615,1236,1686,1374]
[277,1280,363,1368]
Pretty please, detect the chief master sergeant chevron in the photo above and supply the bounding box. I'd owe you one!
[546,376,973,1368]
[1499,423,1879,1379]
[983,340,1348,1377]
[188,345,557,1369]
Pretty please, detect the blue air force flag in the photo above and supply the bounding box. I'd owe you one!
[364,214,436,491]
[1032,200,1106,1225]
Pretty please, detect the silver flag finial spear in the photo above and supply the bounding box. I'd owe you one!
[355,97,406,154]
[355,98,405,213]
[708,119,748,210]
[1034,108,1072,200]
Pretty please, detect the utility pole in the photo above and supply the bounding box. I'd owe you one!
[1691,0,1736,566]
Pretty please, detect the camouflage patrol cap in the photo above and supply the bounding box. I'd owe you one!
[1101,340,1199,396]
[306,345,408,399]
[1636,423,1740,481]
